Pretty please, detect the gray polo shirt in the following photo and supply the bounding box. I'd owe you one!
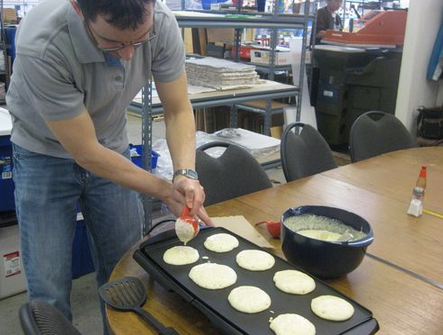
[6,0,185,159]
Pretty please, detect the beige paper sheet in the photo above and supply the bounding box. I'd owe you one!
[211,215,274,250]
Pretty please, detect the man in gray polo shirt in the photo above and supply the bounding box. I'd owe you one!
[6,0,210,330]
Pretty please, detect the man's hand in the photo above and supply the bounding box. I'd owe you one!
[170,176,213,226]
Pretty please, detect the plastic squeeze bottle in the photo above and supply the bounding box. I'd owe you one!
[407,165,427,217]
[415,165,427,190]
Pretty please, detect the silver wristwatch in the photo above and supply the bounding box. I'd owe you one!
[173,168,199,181]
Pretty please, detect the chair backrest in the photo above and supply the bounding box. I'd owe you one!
[280,122,338,182]
[19,300,82,335]
[196,141,272,206]
[349,111,416,162]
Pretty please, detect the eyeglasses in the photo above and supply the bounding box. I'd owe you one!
[84,18,156,53]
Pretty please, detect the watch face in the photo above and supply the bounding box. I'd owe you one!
[174,169,198,180]
[186,169,198,179]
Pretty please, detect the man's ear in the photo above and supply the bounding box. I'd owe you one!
[69,0,83,18]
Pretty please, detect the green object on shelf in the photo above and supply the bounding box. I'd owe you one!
[225,14,258,19]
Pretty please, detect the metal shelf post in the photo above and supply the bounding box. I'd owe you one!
[141,81,154,235]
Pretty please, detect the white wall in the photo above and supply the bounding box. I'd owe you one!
[395,0,443,134]
[438,81,443,105]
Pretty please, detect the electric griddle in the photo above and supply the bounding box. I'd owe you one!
[133,227,379,335]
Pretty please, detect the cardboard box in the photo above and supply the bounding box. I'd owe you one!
[250,47,295,65]
[2,8,17,24]
[0,223,27,299]
[207,28,235,44]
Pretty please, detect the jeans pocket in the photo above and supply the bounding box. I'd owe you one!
[12,143,41,160]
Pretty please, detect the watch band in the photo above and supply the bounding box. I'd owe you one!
[173,168,199,181]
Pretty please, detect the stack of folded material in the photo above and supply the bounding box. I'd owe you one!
[185,57,260,90]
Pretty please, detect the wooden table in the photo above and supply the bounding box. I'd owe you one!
[107,147,443,335]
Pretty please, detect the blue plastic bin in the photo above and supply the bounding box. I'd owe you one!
[201,0,215,10]
[0,134,15,213]
[72,218,95,279]
[4,27,16,64]
[257,0,266,12]
[129,144,159,169]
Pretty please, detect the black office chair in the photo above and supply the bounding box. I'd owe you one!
[196,141,272,206]
[280,122,337,182]
[19,300,82,335]
[349,111,416,162]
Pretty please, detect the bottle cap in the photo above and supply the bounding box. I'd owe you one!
[420,165,427,178]
[413,187,424,196]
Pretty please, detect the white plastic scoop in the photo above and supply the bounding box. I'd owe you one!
[175,205,200,244]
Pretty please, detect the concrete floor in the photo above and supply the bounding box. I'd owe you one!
[0,272,103,335]
[0,114,288,335]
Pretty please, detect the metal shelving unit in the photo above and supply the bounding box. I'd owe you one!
[133,6,313,128]
[138,2,312,231]
[129,80,298,115]
[0,0,9,103]
[174,14,308,28]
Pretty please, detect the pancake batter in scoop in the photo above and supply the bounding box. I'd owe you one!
[175,206,200,244]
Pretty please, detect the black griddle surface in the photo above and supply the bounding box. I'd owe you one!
[134,227,378,335]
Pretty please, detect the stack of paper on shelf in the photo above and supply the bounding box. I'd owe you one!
[185,57,260,90]
[152,128,280,180]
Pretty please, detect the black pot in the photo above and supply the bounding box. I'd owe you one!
[281,205,374,279]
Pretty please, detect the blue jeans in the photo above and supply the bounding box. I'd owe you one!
[12,144,142,331]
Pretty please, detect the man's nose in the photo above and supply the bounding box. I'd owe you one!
[117,45,134,60]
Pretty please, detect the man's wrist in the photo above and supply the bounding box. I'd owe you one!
[172,168,199,181]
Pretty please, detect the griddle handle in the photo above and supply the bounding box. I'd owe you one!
[159,328,181,335]
[344,318,379,334]
[134,306,168,333]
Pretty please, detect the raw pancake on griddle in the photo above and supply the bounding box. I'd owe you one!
[163,246,199,266]
[228,286,271,313]
[273,269,316,295]
[270,313,316,335]
[204,233,239,252]
[311,295,355,321]
[236,249,275,271]
[189,263,237,289]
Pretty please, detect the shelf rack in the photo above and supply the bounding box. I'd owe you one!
[0,0,9,103]
[129,80,298,115]
[138,2,312,232]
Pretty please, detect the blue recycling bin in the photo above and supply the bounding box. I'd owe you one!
[4,27,17,64]
[0,109,15,213]
[201,0,213,10]
[72,218,95,279]
[129,144,159,169]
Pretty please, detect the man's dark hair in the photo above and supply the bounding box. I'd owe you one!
[77,0,155,30]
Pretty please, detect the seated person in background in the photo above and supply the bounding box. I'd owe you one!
[313,0,343,45]
[307,0,343,106]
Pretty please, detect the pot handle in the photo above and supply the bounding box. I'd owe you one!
[255,220,281,238]
[345,235,374,247]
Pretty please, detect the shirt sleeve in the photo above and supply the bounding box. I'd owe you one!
[150,12,185,83]
[316,8,329,34]
[335,14,343,30]
[12,53,85,121]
